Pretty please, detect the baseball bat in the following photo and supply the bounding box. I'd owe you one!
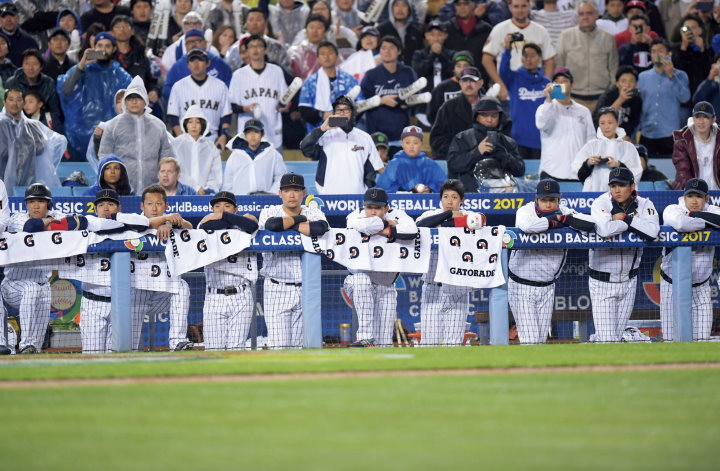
[355,95,381,113]
[232,0,246,35]
[346,85,361,101]
[360,0,388,25]
[280,77,303,105]
[398,77,427,100]
[403,92,431,106]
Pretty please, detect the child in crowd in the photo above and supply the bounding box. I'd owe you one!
[376,125,446,193]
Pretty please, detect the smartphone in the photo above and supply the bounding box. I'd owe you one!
[696,1,712,11]
[328,116,348,128]
[660,54,672,62]
[598,157,610,164]
[550,83,567,100]
[634,24,643,33]
[486,130,498,144]
[87,50,106,60]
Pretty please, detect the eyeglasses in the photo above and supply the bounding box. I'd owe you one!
[334,107,352,114]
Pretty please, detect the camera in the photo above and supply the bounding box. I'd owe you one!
[510,32,524,44]
[486,130,498,144]
[633,24,643,33]
[598,157,610,165]
[550,83,566,100]
[86,50,106,60]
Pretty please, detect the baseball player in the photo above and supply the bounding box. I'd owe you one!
[228,34,288,149]
[167,48,232,146]
[345,187,418,348]
[661,178,720,341]
[509,179,596,344]
[590,167,660,342]
[198,191,260,350]
[258,173,329,349]
[416,179,486,346]
[0,178,11,355]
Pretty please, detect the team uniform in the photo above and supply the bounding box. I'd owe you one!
[228,63,288,149]
[344,207,418,347]
[509,202,595,344]
[167,74,232,141]
[0,179,11,354]
[258,204,328,349]
[590,192,659,342]
[416,209,485,346]
[661,197,720,341]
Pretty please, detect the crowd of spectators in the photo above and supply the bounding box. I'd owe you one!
[3,0,720,196]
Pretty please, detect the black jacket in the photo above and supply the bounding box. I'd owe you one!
[447,121,524,192]
[44,55,75,81]
[411,46,456,93]
[114,36,158,93]
[377,20,425,66]
[5,69,62,121]
[428,78,461,124]
[4,28,39,66]
[443,16,492,73]
[672,44,714,96]
[430,94,474,160]
[0,59,15,85]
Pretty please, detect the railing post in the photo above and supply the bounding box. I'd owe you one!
[110,252,132,352]
[301,252,322,348]
[671,246,693,342]
[489,248,510,345]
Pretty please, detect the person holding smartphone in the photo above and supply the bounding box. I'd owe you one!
[672,14,713,96]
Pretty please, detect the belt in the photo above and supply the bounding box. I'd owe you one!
[508,271,554,287]
[270,278,302,287]
[83,291,111,303]
[660,271,709,288]
[208,285,247,296]
[588,268,638,282]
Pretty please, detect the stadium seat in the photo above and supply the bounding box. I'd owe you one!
[50,187,73,197]
[637,181,654,192]
[56,162,96,183]
[648,159,675,181]
[72,187,92,196]
[654,181,672,191]
[12,186,27,197]
[558,182,583,192]
[286,161,318,195]
[523,160,540,175]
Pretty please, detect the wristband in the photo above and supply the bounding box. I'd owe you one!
[219,128,230,137]
[453,215,468,227]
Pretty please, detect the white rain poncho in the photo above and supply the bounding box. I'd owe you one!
[0,110,65,188]
[572,126,642,192]
[170,105,222,193]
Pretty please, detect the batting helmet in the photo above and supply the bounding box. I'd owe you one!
[24,183,53,208]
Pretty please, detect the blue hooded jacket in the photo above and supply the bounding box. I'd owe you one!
[84,155,134,196]
[376,150,447,193]
[56,9,82,34]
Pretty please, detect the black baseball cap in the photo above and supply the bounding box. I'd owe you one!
[452,50,474,66]
[635,144,649,159]
[280,173,305,189]
[372,132,389,149]
[244,119,264,133]
[210,191,237,207]
[425,20,447,33]
[0,3,18,17]
[187,47,209,62]
[95,189,120,205]
[460,67,481,81]
[48,27,71,41]
[363,187,388,207]
[684,178,709,197]
[608,167,635,185]
[552,67,574,83]
[692,101,715,118]
[536,179,561,198]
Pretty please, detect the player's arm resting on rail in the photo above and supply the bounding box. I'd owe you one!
[616,199,660,240]
[264,214,327,236]
[686,208,720,229]
[23,214,85,232]
[591,198,629,238]
[416,210,459,227]
[558,209,596,232]
[391,211,419,240]
[200,212,259,233]
[148,213,192,229]
[663,204,708,231]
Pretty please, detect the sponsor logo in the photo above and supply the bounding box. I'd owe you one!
[399,247,409,259]
[477,238,488,250]
[197,240,207,253]
[462,252,473,263]
[335,233,346,245]
[350,247,360,259]
[180,230,191,242]
[325,248,335,260]
[100,259,111,271]
[24,235,35,247]
[220,231,231,244]
[373,246,384,258]
[450,235,461,247]
[51,232,63,244]
[124,238,144,251]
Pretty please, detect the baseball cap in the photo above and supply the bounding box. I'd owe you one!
[684,178,709,197]
[473,97,502,114]
[452,50,474,66]
[460,67,481,81]
[536,179,561,198]
[95,189,120,205]
[425,20,447,33]
[364,187,389,207]
[48,27,71,42]
[0,3,18,17]
[608,167,635,185]
[635,144,649,159]
[244,119,264,133]
[280,173,305,189]
[372,132,389,149]
[624,0,646,13]
[94,32,116,45]
[209,191,237,207]
[552,67,574,83]
[358,26,380,40]
[183,11,203,25]
[692,101,715,118]
[184,28,205,39]
[187,47,209,62]
[401,125,423,141]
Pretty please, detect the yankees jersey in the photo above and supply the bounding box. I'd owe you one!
[258,205,328,283]
[590,192,660,281]
[229,63,287,149]
[5,210,66,283]
[346,207,418,285]
[416,208,475,284]
[661,198,720,283]
[167,75,232,140]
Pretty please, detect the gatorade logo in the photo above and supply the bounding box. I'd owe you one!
[24,235,34,247]
[489,254,498,263]
[336,233,346,245]
[51,232,63,244]
[477,239,488,249]
[220,231,231,244]
[180,230,191,242]
[350,247,360,259]
[151,265,161,277]
[100,259,111,271]
[462,252,474,262]
[399,247,409,259]
[197,240,207,253]
[325,249,335,261]
[373,246,384,258]
[450,236,461,247]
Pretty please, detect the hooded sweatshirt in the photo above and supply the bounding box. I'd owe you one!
[98,76,175,192]
[83,154,134,196]
[222,133,287,194]
[572,126,642,192]
[170,104,222,193]
[376,149,447,193]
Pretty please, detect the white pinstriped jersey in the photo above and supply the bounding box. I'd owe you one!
[5,210,66,283]
[205,253,259,288]
[229,63,288,149]
[661,198,720,283]
[0,180,9,231]
[258,205,327,283]
[167,75,232,139]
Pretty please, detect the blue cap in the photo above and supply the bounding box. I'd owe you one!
[184,28,204,39]
[536,179,561,198]
[608,167,635,185]
[94,32,116,45]
[363,187,388,206]
[684,178,709,196]
[692,101,715,118]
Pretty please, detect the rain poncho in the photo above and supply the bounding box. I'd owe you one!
[83,154,134,196]
[86,88,126,173]
[170,105,222,193]
[57,60,132,156]
[222,134,287,195]
[0,110,65,188]
[571,126,642,192]
[98,76,175,192]
[376,149,447,193]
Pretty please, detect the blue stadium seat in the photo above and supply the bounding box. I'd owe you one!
[72,186,92,196]
[654,181,672,191]
[558,182,583,192]
[637,181,654,192]
[523,160,540,175]
[435,159,448,176]
[56,162,96,183]
[12,186,27,197]
[285,161,318,195]
[648,159,675,181]
[50,187,73,197]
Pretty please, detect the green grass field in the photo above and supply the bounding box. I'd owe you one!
[1,343,718,470]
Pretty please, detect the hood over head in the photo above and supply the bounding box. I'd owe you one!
[181,104,210,136]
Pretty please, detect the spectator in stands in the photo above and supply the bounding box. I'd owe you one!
[412,20,455,98]
[596,0,628,35]
[530,0,578,47]
[693,53,720,113]
[428,50,475,124]
[595,66,643,138]
[672,14,714,96]
[162,29,232,100]
[44,28,76,81]
[360,35,417,143]
[615,1,659,49]
[572,107,642,191]
[19,7,82,52]
[72,22,106,64]
[294,1,358,55]
[22,90,63,135]
[377,125,446,193]
[0,32,13,85]
[299,41,360,133]
[431,66,484,160]
[658,0,683,40]
[447,97,524,192]
[536,69,595,181]
[157,157,197,196]
[170,105,222,195]
[300,96,384,194]
[223,119,287,195]
[240,8,292,73]
[637,38,690,158]
[372,131,390,166]
[99,76,174,192]
[289,14,331,79]
[87,89,125,171]
[555,0,617,112]
[167,0,196,45]
[482,0,555,101]
[333,0,364,33]
[618,14,654,74]
[80,0,131,32]
[58,32,132,159]
[339,26,380,83]
[207,0,237,31]
[212,25,236,60]
[500,42,550,158]
[377,0,424,65]
[672,101,720,189]
[269,0,310,46]
[636,144,669,182]
[160,12,211,73]
[6,49,62,129]
[169,47,232,146]
[443,0,492,68]
[110,15,158,104]
[130,0,152,44]
[84,154,134,196]
[1,3,38,67]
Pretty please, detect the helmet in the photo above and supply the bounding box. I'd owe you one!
[472,159,518,193]
[24,183,53,209]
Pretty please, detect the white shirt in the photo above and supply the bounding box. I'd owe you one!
[596,18,628,36]
[694,132,717,190]
[572,126,643,192]
[483,19,556,71]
